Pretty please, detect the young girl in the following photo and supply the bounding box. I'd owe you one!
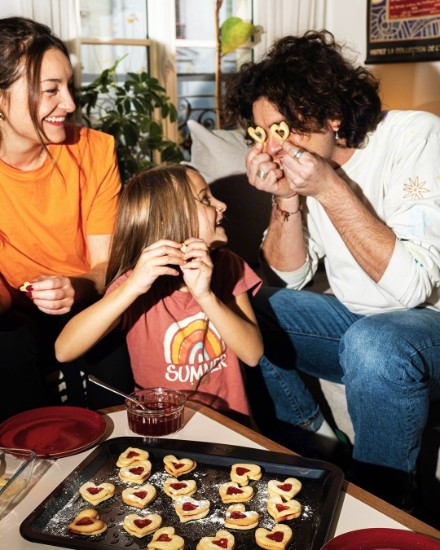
[55,164,263,421]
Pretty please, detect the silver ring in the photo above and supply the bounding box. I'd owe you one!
[256,169,267,180]
[293,148,305,162]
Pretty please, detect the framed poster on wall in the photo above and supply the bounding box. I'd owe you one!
[367,0,440,64]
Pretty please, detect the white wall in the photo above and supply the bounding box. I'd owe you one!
[325,0,440,116]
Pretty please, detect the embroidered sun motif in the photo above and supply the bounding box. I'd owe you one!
[403,176,430,200]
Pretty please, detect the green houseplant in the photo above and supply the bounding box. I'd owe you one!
[78,59,183,182]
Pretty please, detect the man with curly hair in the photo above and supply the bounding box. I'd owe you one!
[225,30,440,510]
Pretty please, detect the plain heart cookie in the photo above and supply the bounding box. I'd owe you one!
[119,460,152,483]
[163,455,197,477]
[248,126,267,144]
[267,477,302,500]
[196,529,235,549]
[68,508,107,536]
[123,513,162,538]
[174,496,210,522]
[147,526,185,549]
[117,447,149,467]
[79,481,115,505]
[219,482,254,503]
[122,483,157,508]
[224,503,259,530]
[269,121,290,142]
[255,525,293,549]
[267,494,302,522]
[163,478,197,500]
[19,281,31,292]
[230,463,262,486]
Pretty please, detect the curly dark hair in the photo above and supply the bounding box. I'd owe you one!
[225,30,382,148]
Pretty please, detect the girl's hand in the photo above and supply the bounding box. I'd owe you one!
[128,240,184,295]
[181,238,213,301]
[246,143,290,197]
[26,275,75,315]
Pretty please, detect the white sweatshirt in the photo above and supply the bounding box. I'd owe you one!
[266,110,440,315]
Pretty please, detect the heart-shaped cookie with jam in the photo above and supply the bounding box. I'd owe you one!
[147,526,185,549]
[248,126,267,144]
[267,477,302,500]
[230,463,262,486]
[224,503,259,530]
[163,455,197,477]
[174,496,210,522]
[123,513,162,538]
[196,529,235,549]
[255,524,293,549]
[267,494,302,522]
[163,477,197,500]
[117,447,149,467]
[219,481,254,503]
[79,481,115,505]
[122,483,157,508]
[119,460,152,483]
[269,121,290,142]
[68,509,107,536]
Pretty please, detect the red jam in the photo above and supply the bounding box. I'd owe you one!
[235,467,250,476]
[76,517,94,526]
[226,486,243,495]
[182,502,198,511]
[276,504,290,512]
[172,462,184,469]
[127,451,139,458]
[230,511,246,519]
[133,491,147,499]
[129,467,144,475]
[170,483,187,490]
[127,399,183,436]
[213,539,228,548]
[134,518,152,528]
[267,532,284,542]
[278,483,292,491]
[87,487,103,495]
[158,534,172,542]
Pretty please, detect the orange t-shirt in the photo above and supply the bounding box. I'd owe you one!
[0,125,121,291]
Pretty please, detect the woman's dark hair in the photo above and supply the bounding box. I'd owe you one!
[0,17,72,145]
[225,30,382,148]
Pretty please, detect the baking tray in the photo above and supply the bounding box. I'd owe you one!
[20,436,344,549]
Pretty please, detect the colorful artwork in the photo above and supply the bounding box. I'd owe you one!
[367,0,440,63]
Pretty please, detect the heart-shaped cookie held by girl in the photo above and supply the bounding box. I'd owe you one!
[174,496,210,522]
[122,483,157,508]
[224,503,259,530]
[255,524,293,549]
[68,509,107,536]
[163,477,197,500]
[119,460,152,483]
[248,126,267,144]
[123,513,162,538]
[219,481,254,503]
[117,447,149,467]
[196,529,235,549]
[79,481,115,505]
[230,463,262,486]
[147,526,185,549]
[267,477,302,500]
[269,121,290,142]
[267,494,302,522]
[163,455,197,477]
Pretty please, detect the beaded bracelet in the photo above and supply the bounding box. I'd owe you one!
[272,195,303,221]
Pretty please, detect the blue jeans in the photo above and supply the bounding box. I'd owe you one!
[252,286,440,474]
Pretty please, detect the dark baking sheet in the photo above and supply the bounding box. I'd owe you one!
[20,436,344,550]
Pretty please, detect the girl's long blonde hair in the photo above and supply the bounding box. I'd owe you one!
[106,164,200,291]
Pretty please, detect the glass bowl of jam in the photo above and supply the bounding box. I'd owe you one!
[126,388,187,437]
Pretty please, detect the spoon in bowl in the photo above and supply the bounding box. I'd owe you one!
[88,375,146,410]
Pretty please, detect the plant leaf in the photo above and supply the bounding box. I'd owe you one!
[221,17,258,55]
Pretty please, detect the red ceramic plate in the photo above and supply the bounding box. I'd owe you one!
[322,528,440,549]
[0,406,106,458]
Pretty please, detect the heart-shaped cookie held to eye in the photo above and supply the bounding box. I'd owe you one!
[267,494,302,522]
[163,478,197,500]
[269,121,290,142]
[123,513,162,538]
[174,496,210,522]
[164,455,197,477]
[267,477,302,500]
[255,524,293,549]
[196,529,236,549]
[79,481,115,505]
[122,483,157,508]
[147,526,185,549]
[119,460,152,483]
[219,482,254,503]
[230,463,262,486]
[117,447,149,467]
[68,508,107,536]
[248,126,267,144]
[224,503,260,530]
